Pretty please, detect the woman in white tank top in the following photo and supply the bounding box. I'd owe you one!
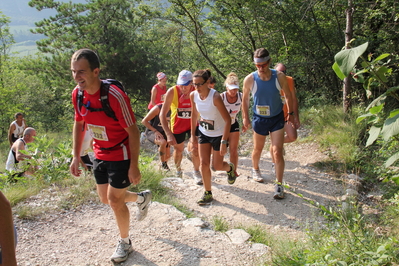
[189,69,237,205]
[220,72,242,178]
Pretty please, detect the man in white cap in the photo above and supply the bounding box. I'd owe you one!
[147,72,168,110]
[160,70,202,184]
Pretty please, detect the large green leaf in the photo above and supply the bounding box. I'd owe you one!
[366,126,381,147]
[375,66,389,82]
[332,62,346,80]
[366,94,387,111]
[372,53,390,63]
[381,114,399,141]
[369,104,384,114]
[389,109,399,118]
[356,113,373,124]
[391,176,399,186]
[334,42,369,77]
[385,152,399,168]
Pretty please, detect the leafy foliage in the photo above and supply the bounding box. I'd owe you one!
[333,42,399,185]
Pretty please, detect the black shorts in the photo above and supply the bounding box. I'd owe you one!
[93,159,131,189]
[81,154,93,169]
[174,127,199,144]
[252,111,285,136]
[11,135,19,143]
[230,121,240,133]
[198,130,223,151]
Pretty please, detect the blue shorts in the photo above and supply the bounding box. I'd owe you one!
[198,130,223,151]
[93,159,131,189]
[252,111,285,136]
[230,121,240,133]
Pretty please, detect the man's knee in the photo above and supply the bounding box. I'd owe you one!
[273,148,284,162]
[108,195,125,210]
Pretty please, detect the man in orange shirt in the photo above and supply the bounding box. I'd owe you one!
[270,63,300,173]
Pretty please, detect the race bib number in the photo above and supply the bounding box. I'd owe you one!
[199,117,215,131]
[161,94,165,102]
[87,124,109,141]
[177,108,191,119]
[256,105,270,116]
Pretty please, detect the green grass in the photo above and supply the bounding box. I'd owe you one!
[3,105,399,264]
[211,215,230,232]
[300,105,367,172]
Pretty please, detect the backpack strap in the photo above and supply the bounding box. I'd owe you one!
[76,81,118,121]
[99,81,118,121]
[99,136,129,150]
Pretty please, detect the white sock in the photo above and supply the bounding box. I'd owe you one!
[136,195,144,204]
[121,236,130,244]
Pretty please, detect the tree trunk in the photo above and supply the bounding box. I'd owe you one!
[343,0,354,113]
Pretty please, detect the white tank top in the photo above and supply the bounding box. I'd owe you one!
[6,138,27,171]
[221,92,242,125]
[11,120,26,138]
[194,89,225,137]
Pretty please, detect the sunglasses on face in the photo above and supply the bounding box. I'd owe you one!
[193,81,206,87]
[255,63,268,68]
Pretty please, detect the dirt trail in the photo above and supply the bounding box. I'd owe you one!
[14,129,342,266]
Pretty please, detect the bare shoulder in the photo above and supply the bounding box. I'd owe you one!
[243,73,254,90]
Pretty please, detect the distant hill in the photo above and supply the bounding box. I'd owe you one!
[0,0,56,26]
[0,0,83,56]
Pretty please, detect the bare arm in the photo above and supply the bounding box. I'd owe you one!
[291,79,300,129]
[189,92,199,152]
[142,106,165,140]
[0,191,17,266]
[69,120,85,177]
[242,74,253,132]
[125,123,142,185]
[213,92,231,156]
[160,87,177,146]
[150,86,157,107]
[8,123,16,146]
[15,140,31,161]
[278,72,294,123]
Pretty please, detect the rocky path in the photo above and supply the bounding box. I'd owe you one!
[14,131,343,266]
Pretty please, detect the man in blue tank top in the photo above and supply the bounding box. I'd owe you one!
[242,48,294,199]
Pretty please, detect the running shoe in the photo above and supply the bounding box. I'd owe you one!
[193,170,203,185]
[227,162,237,184]
[252,169,264,183]
[110,239,133,263]
[136,190,152,221]
[197,191,213,205]
[161,162,170,171]
[274,184,285,199]
[176,171,183,178]
[184,148,192,162]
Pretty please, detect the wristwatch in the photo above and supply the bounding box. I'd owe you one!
[221,140,228,145]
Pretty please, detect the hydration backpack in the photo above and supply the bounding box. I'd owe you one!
[77,79,126,121]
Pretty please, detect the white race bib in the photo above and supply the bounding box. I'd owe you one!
[256,105,270,116]
[87,124,109,141]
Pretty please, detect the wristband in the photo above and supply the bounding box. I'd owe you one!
[221,140,228,145]
[288,112,294,115]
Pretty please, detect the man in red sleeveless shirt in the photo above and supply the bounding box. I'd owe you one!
[148,72,168,110]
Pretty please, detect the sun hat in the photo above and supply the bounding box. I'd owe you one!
[157,72,166,80]
[226,83,239,90]
[176,70,192,86]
